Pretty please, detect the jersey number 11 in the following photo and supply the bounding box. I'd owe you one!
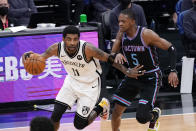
[72,68,80,76]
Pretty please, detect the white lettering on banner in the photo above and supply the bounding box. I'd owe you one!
[0,57,4,82]
[0,56,63,82]
[38,56,62,79]
[19,57,33,80]
[5,57,19,81]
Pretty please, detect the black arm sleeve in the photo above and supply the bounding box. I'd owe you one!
[168,45,177,71]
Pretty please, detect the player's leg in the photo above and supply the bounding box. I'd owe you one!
[137,71,162,131]
[148,72,162,131]
[73,97,110,130]
[111,77,140,131]
[135,103,161,130]
[148,107,161,131]
[136,103,154,124]
[51,76,77,131]
[51,102,70,131]
[136,104,161,131]
[111,103,127,131]
[73,77,104,129]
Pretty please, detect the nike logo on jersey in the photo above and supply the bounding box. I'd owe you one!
[61,55,66,57]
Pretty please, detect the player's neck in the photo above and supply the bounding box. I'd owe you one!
[126,25,137,38]
[65,48,77,56]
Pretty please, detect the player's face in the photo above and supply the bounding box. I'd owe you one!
[63,34,79,53]
[118,14,135,32]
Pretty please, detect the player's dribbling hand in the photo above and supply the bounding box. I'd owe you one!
[126,65,146,79]
[168,72,179,88]
[22,51,34,63]
[115,53,127,64]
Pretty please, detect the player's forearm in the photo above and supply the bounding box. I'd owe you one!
[107,54,128,75]
[40,52,51,60]
[111,31,122,53]
[111,44,120,53]
[111,39,121,53]
[112,63,129,75]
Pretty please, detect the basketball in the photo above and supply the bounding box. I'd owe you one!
[23,53,46,75]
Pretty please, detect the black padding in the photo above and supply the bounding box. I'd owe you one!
[168,45,177,70]
[73,113,88,130]
[136,103,153,124]
[51,102,69,122]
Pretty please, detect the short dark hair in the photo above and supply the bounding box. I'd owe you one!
[63,25,80,38]
[120,8,135,20]
[30,116,54,131]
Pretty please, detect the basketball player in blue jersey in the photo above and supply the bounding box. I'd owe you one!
[22,25,145,131]
[110,9,179,131]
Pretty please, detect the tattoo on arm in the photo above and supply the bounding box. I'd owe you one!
[112,62,127,75]
[41,44,58,59]
[87,43,108,62]
[92,46,105,57]
[45,46,53,55]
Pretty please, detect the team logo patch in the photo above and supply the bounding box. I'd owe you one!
[82,106,90,115]
[77,55,83,60]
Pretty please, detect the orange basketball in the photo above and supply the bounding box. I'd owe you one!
[23,53,46,75]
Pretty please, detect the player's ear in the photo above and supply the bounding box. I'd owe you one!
[130,19,135,25]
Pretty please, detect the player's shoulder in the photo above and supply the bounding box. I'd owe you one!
[142,28,159,44]
[51,42,60,48]
[83,42,94,50]
[142,28,157,37]
[82,41,98,57]
[79,39,86,43]
[48,42,61,52]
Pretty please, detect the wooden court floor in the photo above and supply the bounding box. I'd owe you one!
[0,113,196,131]
[101,113,196,131]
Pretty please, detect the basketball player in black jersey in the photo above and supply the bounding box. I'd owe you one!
[111,9,179,131]
[23,25,146,131]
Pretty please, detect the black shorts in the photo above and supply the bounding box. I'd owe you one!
[112,71,162,108]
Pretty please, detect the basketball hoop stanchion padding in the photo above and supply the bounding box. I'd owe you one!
[180,56,195,93]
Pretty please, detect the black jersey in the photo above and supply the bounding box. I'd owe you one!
[122,26,160,73]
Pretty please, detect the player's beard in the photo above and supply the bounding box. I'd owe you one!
[66,45,78,56]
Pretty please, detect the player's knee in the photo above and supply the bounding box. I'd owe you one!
[112,106,124,118]
[51,102,68,122]
[112,110,122,120]
[73,113,88,130]
[136,112,148,124]
[136,104,152,124]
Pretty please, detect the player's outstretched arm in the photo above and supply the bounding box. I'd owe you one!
[85,43,145,78]
[22,43,58,62]
[40,43,58,59]
[143,29,179,87]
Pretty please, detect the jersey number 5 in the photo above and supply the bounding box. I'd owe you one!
[72,68,80,76]
[131,54,139,65]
